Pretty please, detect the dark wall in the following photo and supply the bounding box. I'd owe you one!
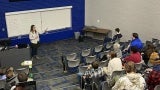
[0,0,84,45]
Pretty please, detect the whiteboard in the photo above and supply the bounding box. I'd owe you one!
[41,8,71,31]
[5,6,72,37]
[6,12,41,37]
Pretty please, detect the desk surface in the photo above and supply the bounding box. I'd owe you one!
[84,28,111,34]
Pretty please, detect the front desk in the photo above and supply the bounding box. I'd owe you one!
[0,48,30,69]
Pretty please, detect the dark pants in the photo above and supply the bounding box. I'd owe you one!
[30,43,39,58]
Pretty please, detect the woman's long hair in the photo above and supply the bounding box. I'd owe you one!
[30,25,37,33]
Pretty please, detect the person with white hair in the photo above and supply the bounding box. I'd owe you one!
[113,42,122,58]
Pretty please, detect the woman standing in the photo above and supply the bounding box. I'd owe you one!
[29,25,40,59]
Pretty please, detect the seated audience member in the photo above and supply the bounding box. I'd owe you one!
[124,46,141,63]
[5,67,18,89]
[142,43,155,65]
[103,51,123,76]
[148,48,160,66]
[10,72,28,90]
[82,61,104,89]
[124,33,143,52]
[112,28,122,42]
[113,42,122,58]
[112,61,146,90]
[0,67,6,80]
[84,61,104,77]
[17,72,28,82]
[146,64,160,90]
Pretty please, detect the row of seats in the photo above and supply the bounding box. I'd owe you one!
[64,39,130,73]
[66,37,160,90]
[64,38,132,72]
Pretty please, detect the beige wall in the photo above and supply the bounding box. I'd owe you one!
[85,0,160,42]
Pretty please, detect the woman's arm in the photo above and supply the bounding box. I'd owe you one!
[123,44,130,51]
[29,32,36,40]
[39,28,48,34]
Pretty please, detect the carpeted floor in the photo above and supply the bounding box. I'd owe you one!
[32,37,103,90]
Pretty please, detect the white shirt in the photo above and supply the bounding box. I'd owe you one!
[112,73,146,90]
[29,31,39,44]
[107,57,123,76]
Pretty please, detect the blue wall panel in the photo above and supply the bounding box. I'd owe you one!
[0,0,84,45]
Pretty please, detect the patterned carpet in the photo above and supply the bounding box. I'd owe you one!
[32,37,103,90]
